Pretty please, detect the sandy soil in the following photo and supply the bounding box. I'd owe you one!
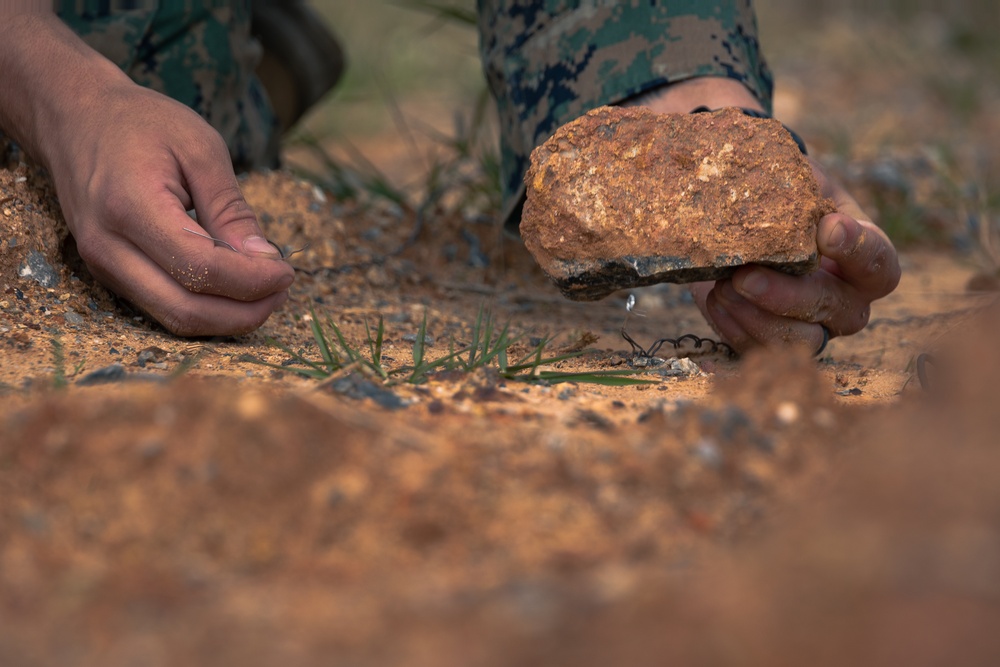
[2,163,998,665]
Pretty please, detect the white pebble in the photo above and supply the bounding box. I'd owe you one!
[775,401,800,425]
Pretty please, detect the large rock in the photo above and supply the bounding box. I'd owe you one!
[521,106,836,301]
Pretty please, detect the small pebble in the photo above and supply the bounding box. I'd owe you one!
[775,401,800,425]
[692,438,722,469]
[236,391,267,419]
[402,333,434,346]
[557,388,576,401]
[137,440,165,461]
[17,250,60,288]
[76,364,127,386]
[813,408,836,429]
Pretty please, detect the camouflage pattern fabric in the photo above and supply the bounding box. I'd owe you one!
[477,1,775,225]
[56,1,279,171]
[48,1,771,227]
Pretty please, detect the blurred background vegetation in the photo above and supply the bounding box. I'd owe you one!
[286,0,1000,269]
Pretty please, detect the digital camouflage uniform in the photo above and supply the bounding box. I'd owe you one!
[50,1,773,226]
[56,1,279,172]
[477,0,774,224]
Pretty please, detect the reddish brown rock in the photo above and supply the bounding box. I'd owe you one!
[521,106,836,300]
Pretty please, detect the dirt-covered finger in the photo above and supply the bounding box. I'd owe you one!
[162,223,295,301]
[83,236,289,336]
[178,131,281,258]
[817,214,901,299]
[714,280,827,352]
[96,193,295,302]
[732,265,870,335]
[705,286,755,353]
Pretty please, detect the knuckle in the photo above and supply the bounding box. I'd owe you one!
[211,185,257,227]
[811,284,837,323]
[99,186,141,227]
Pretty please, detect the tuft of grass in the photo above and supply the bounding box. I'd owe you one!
[289,132,410,210]
[244,306,656,387]
[286,0,500,220]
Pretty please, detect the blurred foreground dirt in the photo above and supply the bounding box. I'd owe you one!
[4,1,1000,660]
[1,166,999,665]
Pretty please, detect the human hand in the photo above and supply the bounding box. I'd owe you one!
[48,84,295,337]
[691,157,902,354]
[0,13,292,336]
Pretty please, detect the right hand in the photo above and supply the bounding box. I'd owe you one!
[48,82,294,337]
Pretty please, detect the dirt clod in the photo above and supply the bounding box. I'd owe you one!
[521,106,835,300]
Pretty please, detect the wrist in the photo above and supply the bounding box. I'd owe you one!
[624,76,766,115]
[0,13,133,169]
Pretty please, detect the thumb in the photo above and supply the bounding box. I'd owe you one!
[181,141,282,259]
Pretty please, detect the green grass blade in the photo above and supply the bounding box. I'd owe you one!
[364,316,388,380]
[504,350,586,374]
[264,336,329,374]
[477,321,515,367]
[409,310,429,381]
[50,337,66,389]
[466,305,483,370]
[308,308,337,371]
[239,354,333,380]
[528,371,658,386]
[328,317,364,365]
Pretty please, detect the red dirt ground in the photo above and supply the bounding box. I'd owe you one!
[3,2,1000,663]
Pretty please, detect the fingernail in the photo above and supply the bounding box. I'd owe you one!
[826,221,847,250]
[739,270,768,297]
[244,235,281,258]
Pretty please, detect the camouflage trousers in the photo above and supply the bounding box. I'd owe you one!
[478,1,773,224]
[54,1,772,224]
[56,1,279,172]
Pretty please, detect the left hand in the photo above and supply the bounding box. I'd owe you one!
[691,157,902,354]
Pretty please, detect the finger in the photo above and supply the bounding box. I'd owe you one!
[178,134,281,258]
[95,183,295,302]
[704,285,755,352]
[817,213,901,299]
[714,280,825,352]
[731,264,871,336]
[83,234,288,337]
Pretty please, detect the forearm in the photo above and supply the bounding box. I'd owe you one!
[0,12,132,169]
